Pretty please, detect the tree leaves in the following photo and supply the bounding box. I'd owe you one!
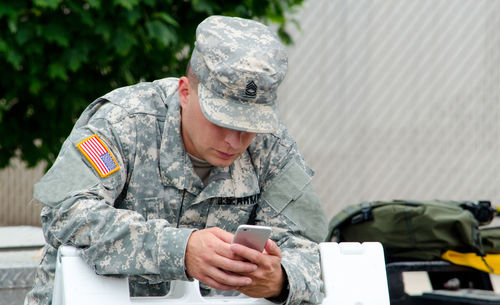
[112,28,137,55]
[43,23,70,47]
[114,0,140,11]
[33,0,64,9]
[145,20,176,47]
[5,48,22,68]
[0,3,21,20]
[48,62,68,80]
[152,12,179,27]
[191,0,219,14]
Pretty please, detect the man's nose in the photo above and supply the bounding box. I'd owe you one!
[224,129,243,149]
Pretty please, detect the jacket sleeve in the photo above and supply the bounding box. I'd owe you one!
[35,100,194,281]
[249,123,328,305]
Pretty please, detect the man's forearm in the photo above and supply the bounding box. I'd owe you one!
[41,197,193,280]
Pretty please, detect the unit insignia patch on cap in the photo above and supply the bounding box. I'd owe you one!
[77,135,119,177]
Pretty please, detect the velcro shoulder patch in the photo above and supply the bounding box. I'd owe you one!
[77,135,120,177]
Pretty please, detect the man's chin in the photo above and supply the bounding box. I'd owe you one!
[207,156,237,167]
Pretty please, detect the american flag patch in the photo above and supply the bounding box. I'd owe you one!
[77,135,119,177]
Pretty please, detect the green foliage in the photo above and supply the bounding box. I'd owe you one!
[0,0,303,169]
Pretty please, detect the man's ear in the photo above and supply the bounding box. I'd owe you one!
[178,76,190,108]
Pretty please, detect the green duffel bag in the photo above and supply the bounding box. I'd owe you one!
[327,200,498,261]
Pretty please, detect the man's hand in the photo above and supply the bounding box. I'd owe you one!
[184,227,258,290]
[231,239,285,299]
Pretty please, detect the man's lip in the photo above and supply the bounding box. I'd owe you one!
[216,150,235,159]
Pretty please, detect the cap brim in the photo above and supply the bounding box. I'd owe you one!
[197,82,279,134]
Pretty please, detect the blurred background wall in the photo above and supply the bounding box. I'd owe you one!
[279,0,500,218]
[2,0,500,226]
[0,159,44,226]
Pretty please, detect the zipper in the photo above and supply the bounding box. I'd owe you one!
[176,189,187,228]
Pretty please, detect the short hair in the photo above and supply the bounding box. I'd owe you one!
[185,61,199,90]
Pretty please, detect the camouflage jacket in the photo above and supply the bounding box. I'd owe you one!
[25,78,327,305]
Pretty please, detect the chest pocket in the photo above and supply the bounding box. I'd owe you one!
[205,195,260,233]
[143,198,170,221]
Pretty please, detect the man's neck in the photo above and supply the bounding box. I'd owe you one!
[188,153,213,186]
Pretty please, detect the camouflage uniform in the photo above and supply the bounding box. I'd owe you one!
[25,16,327,305]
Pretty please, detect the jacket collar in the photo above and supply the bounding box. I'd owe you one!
[193,151,260,205]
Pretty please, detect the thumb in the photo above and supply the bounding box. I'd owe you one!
[264,239,282,257]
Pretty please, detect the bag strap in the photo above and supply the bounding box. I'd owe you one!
[328,200,415,233]
[327,201,388,241]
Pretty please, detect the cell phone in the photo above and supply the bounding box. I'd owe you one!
[232,225,272,252]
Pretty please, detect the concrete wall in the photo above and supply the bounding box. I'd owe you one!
[278,0,500,218]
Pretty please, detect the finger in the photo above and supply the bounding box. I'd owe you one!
[213,254,258,273]
[229,243,264,263]
[211,239,248,262]
[201,228,239,259]
[264,239,281,257]
[206,266,253,287]
[199,275,239,291]
[209,227,235,244]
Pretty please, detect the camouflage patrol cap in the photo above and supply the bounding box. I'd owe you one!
[190,15,288,133]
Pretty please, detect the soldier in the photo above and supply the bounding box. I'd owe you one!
[25,16,327,305]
